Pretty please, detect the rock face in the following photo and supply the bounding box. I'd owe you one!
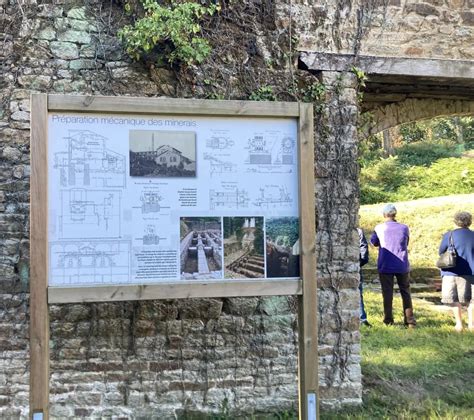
[0,0,472,418]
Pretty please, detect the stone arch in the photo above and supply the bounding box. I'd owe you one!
[362,98,474,137]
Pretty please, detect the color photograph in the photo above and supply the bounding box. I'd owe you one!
[265,217,300,278]
[223,216,264,279]
[180,217,222,280]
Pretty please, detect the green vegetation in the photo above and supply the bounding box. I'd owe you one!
[359,194,474,279]
[119,0,219,66]
[361,156,474,204]
[266,217,299,247]
[249,86,277,102]
[322,290,474,419]
[360,117,474,205]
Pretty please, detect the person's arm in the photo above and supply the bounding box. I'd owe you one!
[370,230,380,247]
[358,229,369,266]
[439,232,448,255]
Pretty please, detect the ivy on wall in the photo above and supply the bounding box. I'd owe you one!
[119,0,220,66]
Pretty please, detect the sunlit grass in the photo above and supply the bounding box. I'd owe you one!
[321,290,474,419]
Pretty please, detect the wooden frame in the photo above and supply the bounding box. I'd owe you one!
[30,94,317,419]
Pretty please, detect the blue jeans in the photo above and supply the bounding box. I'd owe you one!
[359,272,367,322]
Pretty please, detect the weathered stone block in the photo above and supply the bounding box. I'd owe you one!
[461,11,474,25]
[69,59,98,70]
[17,75,51,90]
[35,26,56,40]
[67,6,87,20]
[406,2,440,16]
[58,29,91,44]
[50,41,79,59]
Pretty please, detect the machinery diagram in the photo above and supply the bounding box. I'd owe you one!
[139,188,169,214]
[138,225,166,246]
[210,187,249,210]
[203,153,237,177]
[59,189,122,239]
[206,135,234,150]
[253,186,292,208]
[245,134,296,167]
[54,130,126,188]
[49,240,131,285]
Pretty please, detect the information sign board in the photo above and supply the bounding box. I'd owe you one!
[48,113,300,287]
[30,95,318,419]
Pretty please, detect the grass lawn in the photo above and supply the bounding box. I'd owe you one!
[322,290,474,419]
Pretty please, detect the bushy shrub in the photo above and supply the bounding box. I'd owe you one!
[395,158,474,201]
[360,185,390,205]
[396,140,459,167]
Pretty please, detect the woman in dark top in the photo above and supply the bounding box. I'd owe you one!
[439,211,474,332]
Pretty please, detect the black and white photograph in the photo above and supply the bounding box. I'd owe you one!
[129,130,196,177]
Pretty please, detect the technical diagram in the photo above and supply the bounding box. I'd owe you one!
[210,188,249,210]
[54,130,126,188]
[206,136,234,149]
[246,135,273,164]
[141,190,164,213]
[59,189,122,239]
[245,133,296,167]
[204,153,237,177]
[138,225,166,245]
[253,186,292,208]
[274,137,296,165]
[49,240,131,285]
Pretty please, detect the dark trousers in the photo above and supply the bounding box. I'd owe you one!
[379,273,416,326]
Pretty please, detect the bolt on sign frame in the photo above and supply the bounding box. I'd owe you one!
[30,94,318,420]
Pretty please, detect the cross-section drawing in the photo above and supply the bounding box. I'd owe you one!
[59,189,122,239]
[246,135,273,164]
[210,188,249,210]
[140,190,164,214]
[138,225,166,245]
[54,130,126,188]
[203,153,237,177]
[253,186,292,208]
[245,134,296,168]
[206,136,234,149]
[274,137,296,165]
[49,240,131,285]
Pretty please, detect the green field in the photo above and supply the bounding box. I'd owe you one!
[322,290,474,419]
[359,194,474,281]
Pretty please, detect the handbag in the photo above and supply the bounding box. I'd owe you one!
[436,231,457,269]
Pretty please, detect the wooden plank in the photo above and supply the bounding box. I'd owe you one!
[300,52,474,80]
[48,279,302,304]
[30,94,50,419]
[47,95,300,117]
[297,103,318,420]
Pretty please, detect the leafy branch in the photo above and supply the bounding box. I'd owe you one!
[119,0,220,66]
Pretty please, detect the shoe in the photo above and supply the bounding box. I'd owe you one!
[407,324,416,329]
[361,320,372,327]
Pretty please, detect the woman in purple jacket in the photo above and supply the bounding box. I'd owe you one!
[439,211,474,332]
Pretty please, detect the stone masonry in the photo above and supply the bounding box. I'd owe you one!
[1,0,472,418]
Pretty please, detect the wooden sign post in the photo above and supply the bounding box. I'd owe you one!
[30,94,317,419]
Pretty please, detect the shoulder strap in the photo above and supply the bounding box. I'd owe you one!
[448,231,456,250]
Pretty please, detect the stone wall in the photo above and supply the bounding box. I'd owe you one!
[291,0,474,59]
[0,0,388,417]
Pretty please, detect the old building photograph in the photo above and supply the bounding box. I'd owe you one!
[129,130,196,177]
